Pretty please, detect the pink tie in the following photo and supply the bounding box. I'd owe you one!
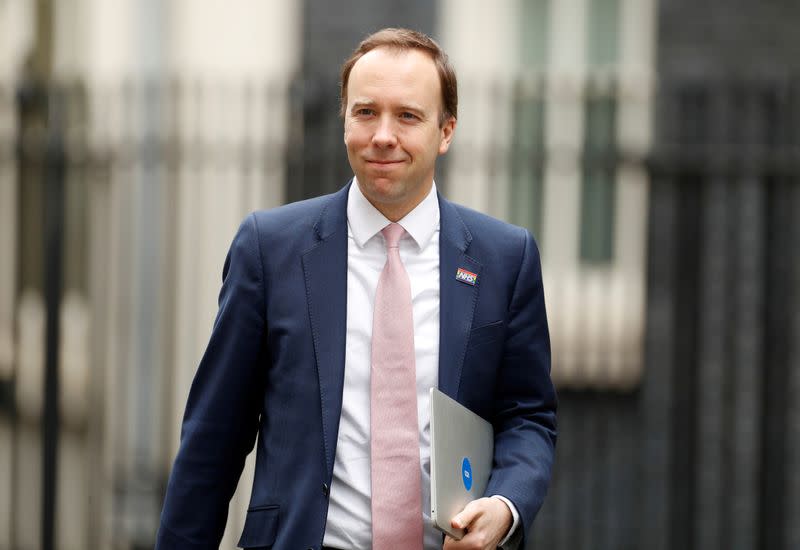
[370,223,423,550]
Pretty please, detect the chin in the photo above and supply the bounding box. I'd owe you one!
[368,186,406,205]
[360,179,407,202]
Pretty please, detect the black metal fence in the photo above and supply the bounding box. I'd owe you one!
[643,78,800,550]
[2,78,298,549]
[528,78,800,550]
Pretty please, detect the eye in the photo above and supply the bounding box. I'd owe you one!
[355,108,375,116]
[400,112,419,120]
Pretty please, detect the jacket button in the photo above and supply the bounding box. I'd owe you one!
[322,483,329,496]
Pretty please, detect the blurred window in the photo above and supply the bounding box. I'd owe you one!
[510,86,546,242]
[587,0,620,69]
[580,91,617,263]
[580,0,620,263]
[510,0,549,243]
[520,0,550,69]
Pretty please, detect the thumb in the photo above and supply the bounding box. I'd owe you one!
[451,499,481,530]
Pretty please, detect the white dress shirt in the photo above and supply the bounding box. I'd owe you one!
[322,181,518,550]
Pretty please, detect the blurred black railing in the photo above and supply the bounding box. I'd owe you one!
[530,77,800,550]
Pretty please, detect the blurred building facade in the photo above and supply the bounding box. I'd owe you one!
[0,0,798,549]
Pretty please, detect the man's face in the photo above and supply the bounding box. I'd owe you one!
[344,47,456,221]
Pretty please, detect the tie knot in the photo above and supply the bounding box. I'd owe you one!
[381,223,405,248]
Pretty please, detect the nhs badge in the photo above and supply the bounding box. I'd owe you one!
[456,268,478,286]
[462,457,473,491]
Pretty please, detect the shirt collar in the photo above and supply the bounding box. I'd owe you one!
[347,178,440,249]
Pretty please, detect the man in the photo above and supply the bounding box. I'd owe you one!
[156,28,556,550]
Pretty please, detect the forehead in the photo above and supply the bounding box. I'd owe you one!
[346,47,441,109]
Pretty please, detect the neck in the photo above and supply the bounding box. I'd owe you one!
[365,181,434,223]
[379,203,418,223]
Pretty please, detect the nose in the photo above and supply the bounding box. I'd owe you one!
[372,115,398,148]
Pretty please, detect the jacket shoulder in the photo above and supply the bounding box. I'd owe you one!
[246,184,355,252]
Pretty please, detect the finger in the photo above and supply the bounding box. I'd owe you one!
[451,498,483,530]
[447,525,491,550]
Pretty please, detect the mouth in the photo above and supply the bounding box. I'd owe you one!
[365,159,405,165]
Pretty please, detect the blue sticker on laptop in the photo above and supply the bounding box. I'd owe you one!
[462,457,473,491]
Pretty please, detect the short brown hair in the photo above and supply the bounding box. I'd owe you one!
[339,28,458,127]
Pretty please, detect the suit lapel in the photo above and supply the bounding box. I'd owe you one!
[302,184,350,475]
[438,196,481,400]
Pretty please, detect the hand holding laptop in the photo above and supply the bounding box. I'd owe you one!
[443,497,513,549]
[429,389,520,548]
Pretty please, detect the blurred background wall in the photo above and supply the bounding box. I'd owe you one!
[0,0,798,549]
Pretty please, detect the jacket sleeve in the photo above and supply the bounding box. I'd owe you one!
[156,213,268,549]
[485,229,557,548]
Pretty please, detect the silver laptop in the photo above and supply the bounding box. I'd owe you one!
[429,387,494,539]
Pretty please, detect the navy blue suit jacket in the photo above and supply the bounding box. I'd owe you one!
[156,183,557,549]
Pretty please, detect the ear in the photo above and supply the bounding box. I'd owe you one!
[438,116,456,155]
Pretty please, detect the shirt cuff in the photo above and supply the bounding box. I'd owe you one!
[490,495,520,547]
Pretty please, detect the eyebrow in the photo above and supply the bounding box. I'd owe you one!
[349,100,427,116]
[350,100,377,112]
[398,103,426,115]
